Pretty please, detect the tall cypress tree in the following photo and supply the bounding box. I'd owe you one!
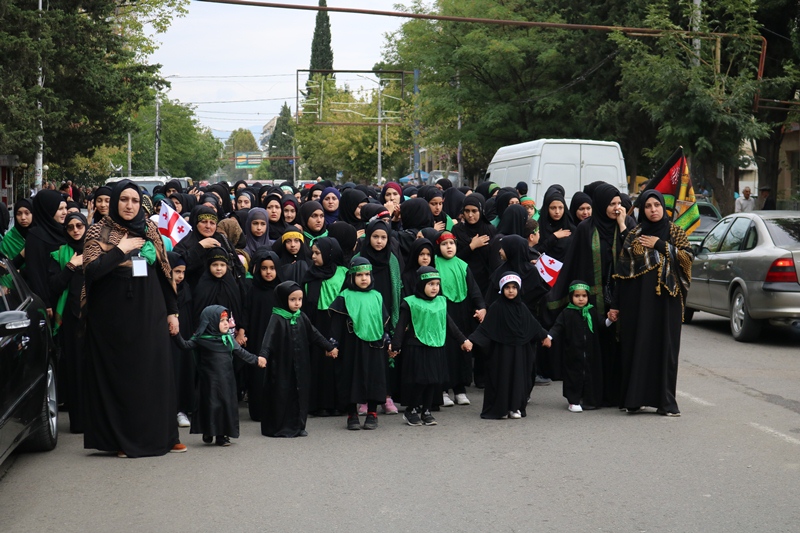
[309,0,334,72]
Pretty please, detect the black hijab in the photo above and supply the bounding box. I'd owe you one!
[13,198,34,238]
[281,194,299,225]
[412,265,440,300]
[637,189,670,240]
[30,190,67,245]
[339,189,368,227]
[537,188,575,259]
[452,193,493,240]
[344,256,375,292]
[475,181,497,199]
[299,200,327,239]
[494,190,520,221]
[163,179,183,195]
[359,219,392,268]
[63,212,88,253]
[192,247,243,325]
[423,187,447,225]
[265,194,290,240]
[327,221,358,263]
[303,237,344,283]
[359,203,390,224]
[442,187,466,220]
[591,184,622,244]
[250,248,283,291]
[402,238,435,296]
[274,280,303,312]
[497,204,529,237]
[568,192,593,225]
[399,198,433,230]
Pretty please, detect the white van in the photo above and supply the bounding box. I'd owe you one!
[484,139,628,208]
[106,176,166,196]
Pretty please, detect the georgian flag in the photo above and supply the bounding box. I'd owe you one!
[158,201,192,246]
[536,253,563,287]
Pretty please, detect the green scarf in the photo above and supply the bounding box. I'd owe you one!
[274,307,301,325]
[194,333,236,352]
[445,215,454,231]
[0,226,26,289]
[50,244,74,335]
[317,265,347,310]
[304,229,329,249]
[566,303,594,333]
[436,255,468,303]
[341,288,384,342]
[404,295,447,347]
[138,240,157,265]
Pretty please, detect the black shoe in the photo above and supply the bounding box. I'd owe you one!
[363,412,378,430]
[403,409,423,426]
[347,415,361,430]
[202,434,213,444]
[215,435,230,447]
[421,411,437,426]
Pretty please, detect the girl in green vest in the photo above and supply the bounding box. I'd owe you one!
[328,257,390,431]
[389,266,472,427]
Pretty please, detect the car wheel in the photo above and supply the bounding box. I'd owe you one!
[21,360,58,452]
[684,308,695,324]
[729,287,762,342]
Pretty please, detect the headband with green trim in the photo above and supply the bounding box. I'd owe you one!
[569,283,591,293]
[349,263,372,274]
[420,271,440,281]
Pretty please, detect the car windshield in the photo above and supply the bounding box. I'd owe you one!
[698,214,718,231]
[764,218,800,247]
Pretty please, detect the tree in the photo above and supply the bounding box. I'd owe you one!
[383,0,661,184]
[270,104,296,183]
[0,0,164,166]
[612,0,770,215]
[222,128,259,182]
[309,0,334,72]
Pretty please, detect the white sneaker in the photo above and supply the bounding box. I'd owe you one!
[455,393,471,405]
[177,412,190,427]
[509,410,522,419]
[442,392,455,407]
[568,404,583,413]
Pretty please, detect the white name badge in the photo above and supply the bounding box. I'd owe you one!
[131,256,148,277]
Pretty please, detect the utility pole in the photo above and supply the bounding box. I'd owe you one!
[127,132,132,177]
[34,0,44,191]
[154,95,161,177]
[413,69,421,183]
[377,81,382,182]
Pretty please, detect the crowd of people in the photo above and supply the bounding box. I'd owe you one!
[1,175,693,458]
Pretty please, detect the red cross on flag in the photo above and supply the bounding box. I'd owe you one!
[536,253,563,287]
[158,201,192,246]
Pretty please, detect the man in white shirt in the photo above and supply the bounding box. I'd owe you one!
[735,187,755,212]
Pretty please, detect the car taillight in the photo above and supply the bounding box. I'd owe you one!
[765,258,798,283]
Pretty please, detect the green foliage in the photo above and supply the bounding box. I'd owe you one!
[128,99,222,180]
[296,75,409,183]
[270,104,296,183]
[612,0,770,213]
[221,128,259,182]
[0,0,164,167]
[310,0,334,72]
[114,0,190,59]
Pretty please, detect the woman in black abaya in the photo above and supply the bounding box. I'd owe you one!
[452,193,496,295]
[547,184,635,406]
[83,180,183,457]
[25,190,68,313]
[535,188,575,261]
[610,190,692,416]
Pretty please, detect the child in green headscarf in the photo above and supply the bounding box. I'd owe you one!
[172,305,266,447]
[547,280,603,413]
[328,257,390,431]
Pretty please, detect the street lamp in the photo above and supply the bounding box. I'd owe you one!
[281,131,297,184]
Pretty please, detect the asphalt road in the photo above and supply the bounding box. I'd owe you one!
[2,313,799,532]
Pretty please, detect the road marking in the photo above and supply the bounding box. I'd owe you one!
[749,423,800,446]
[676,390,715,406]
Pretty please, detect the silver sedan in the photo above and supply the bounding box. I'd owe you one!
[685,211,800,341]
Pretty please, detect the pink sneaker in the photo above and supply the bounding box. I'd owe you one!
[382,397,399,415]
[358,403,368,416]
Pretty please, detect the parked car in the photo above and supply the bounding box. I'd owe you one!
[688,200,722,244]
[685,211,800,341]
[0,257,58,465]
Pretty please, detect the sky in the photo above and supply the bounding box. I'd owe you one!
[149,0,407,147]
